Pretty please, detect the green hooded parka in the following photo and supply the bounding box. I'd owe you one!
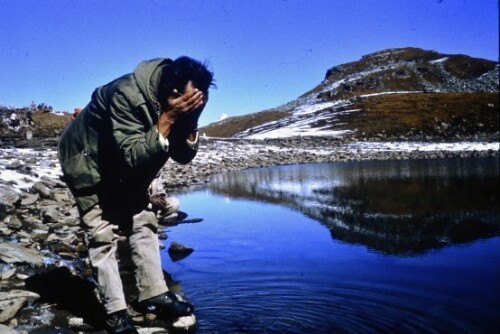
[58,58,197,214]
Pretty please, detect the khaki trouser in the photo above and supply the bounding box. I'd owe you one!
[81,205,168,314]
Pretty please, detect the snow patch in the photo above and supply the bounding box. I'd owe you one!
[245,127,351,140]
[293,101,338,115]
[430,57,449,64]
[0,148,62,193]
[360,91,423,98]
[347,141,500,152]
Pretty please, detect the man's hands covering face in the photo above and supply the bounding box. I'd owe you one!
[157,81,205,139]
[167,81,204,120]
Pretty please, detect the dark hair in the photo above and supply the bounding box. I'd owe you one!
[159,56,215,106]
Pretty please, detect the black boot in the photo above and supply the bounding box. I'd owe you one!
[135,291,194,320]
[106,310,138,334]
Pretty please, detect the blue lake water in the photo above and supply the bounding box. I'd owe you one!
[161,157,499,334]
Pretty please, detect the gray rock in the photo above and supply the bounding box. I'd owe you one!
[20,193,39,206]
[0,224,13,236]
[5,161,24,170]
[0,290,40,323]
[5,215,23,231]
[32,182,51,199]
[0,185,21,219]
[168,242,194,262]
[0,243,44,267]
[29,229,49,243]
[172,314,197,330]
[52,191,70,203]
[67,317,84,327]
[40,205,60,224]
[40,175,66,188]
[137,328,168,334]
[0,324,23,334]
[17,216,46,233]
[1,267,16,280]
[45,233,82,256]
[45,233,79,245]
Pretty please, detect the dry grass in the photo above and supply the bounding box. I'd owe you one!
[200,109,290,138]
[444,55,497,79]
[335,92,499,138]
[32,112,69,136]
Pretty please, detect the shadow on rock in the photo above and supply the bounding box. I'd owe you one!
[24,266,107,329]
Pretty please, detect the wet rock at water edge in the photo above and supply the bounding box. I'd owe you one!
[172,314,197,331]
[168,242,194,262]
[159,211,204,227]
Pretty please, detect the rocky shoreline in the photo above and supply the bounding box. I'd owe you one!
[160,135,499,192]
[0,135,499,333]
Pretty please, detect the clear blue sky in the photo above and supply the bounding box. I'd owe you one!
[1,0,498,126]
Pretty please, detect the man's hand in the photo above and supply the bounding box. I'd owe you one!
[149,193,168,211]
[168,81,205,118]
[157,81,205,138]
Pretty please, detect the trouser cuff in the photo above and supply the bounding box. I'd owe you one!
[106,299,128,315]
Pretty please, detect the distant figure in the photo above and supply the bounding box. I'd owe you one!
[9,112,20,129]
[72,107,82,120]
[63,107,83,129]
[25,130,33,140]
[58,56,214,334]
[26,110,34,126]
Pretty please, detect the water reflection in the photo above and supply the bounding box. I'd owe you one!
[209,157,499,255]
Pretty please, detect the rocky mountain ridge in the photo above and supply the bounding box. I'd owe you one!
[318,47,498,97]
[201,47,499,139]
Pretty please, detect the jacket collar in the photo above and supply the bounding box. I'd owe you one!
[133,58,173,113]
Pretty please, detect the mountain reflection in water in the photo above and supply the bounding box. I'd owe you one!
[209,157,499,255]
[167,157,499,333]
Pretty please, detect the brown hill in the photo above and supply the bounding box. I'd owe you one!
[201,47,499,140]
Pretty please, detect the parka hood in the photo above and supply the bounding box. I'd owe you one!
[133,58,173,112]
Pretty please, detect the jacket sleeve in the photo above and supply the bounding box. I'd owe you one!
[109,91,167,171]
[167,123,199,164]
